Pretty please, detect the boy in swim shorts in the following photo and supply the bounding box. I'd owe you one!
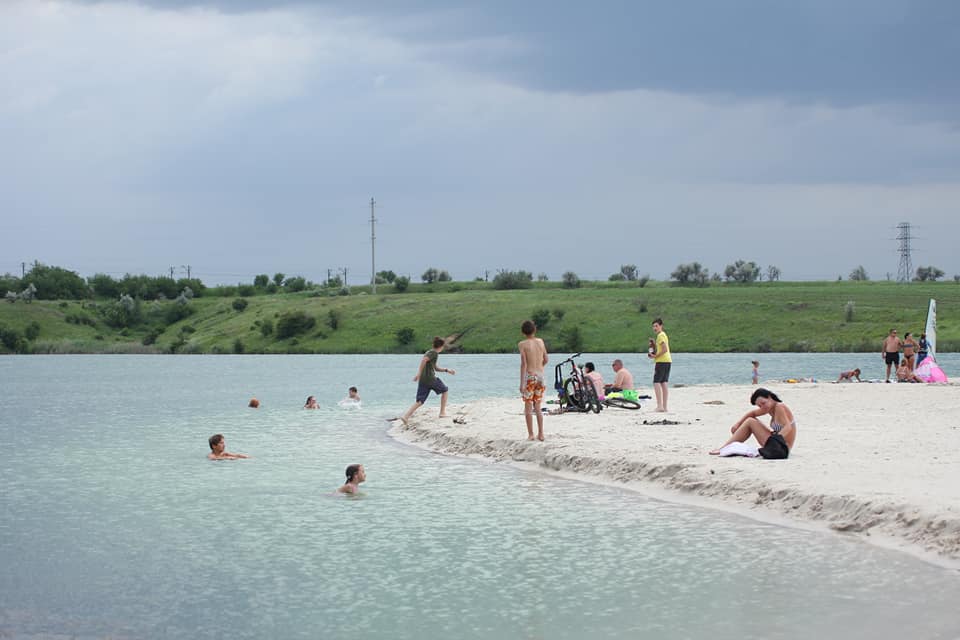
[518,319,549,441]
[401,336,455,425]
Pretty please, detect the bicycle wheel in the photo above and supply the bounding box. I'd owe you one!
[582,379,602,413]
[603,397,641,410]
[563,377,588,411]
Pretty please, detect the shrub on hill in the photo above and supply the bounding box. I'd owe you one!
[493,270,533,290]
[275,311,316,339]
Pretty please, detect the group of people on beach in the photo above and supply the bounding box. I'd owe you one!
[882,328,928,383]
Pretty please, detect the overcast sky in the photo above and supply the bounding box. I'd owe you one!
[2,0,958,285]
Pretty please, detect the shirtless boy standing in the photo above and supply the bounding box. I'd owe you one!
[518,320,549,441]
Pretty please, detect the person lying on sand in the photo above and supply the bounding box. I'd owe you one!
[709,388,797,455]
[337,464,366,494]
[207,434,250,460]
[837,368,861,382]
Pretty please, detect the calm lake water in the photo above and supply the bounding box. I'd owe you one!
[1,354,958,639]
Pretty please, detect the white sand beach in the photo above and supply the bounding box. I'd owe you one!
[390,382,960,565]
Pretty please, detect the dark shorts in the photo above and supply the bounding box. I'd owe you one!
[416,378,448,403]
[885,352,900,366]
[653,362,671,384]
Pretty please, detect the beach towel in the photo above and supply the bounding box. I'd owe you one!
[718,442,759,457]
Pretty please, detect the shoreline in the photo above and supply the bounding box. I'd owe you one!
[388,383,960,568]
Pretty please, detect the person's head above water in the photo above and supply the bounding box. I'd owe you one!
[208,433,224,451]
[345,464,366,484]
[248,398,260,408]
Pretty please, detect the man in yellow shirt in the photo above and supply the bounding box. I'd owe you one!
[647,318,671,412]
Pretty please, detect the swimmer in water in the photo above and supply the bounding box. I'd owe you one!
[337,464,366,494]
[207,434,250,460]
[304,395,319,409]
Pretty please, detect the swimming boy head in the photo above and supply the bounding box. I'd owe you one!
[207,434,250,460]
[208,433,225,456]
[348,386,359,400]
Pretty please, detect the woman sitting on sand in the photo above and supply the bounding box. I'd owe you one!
[896,363,922,383]
[709,388,797,455]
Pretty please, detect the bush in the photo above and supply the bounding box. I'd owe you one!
[844,301,855,323]
[327,309,341,330]
[553,308,566,321]
[142,328,162,345]
[723,260,760,283]
[637,274,650,288]
[437,270,452,282]
[284,276,307,292]
[394,276,410,292]
[608,273,626,281]
[537,273,549,282]
[915,266,944,282]
[561,271,581,289]
[260,320,274,337]
[164,302,194,325]
[493,270,533,290]
[421,268,439,284]
[671,262,710,286]
[0,325,28,352]
[237,284,256,296]
[376,270,397,284]
[23,263,90,300]
[103,294,143,328]
[531,309,551,331]
[396,326,415,345]
[254,274,269,288]
[24,321,41,341]
[275,311,316,339]
[849,266,869,281]
[233,338,245,354]
[232,298,249,312]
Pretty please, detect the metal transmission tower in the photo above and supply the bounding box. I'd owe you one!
[896,222,913,283]
[369,197,377,294]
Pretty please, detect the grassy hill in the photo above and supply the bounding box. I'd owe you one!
[1,280,958,354]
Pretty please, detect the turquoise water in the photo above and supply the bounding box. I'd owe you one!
[1,354,958,639]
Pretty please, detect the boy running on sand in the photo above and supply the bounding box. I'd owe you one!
[401,336,455,425]
[518,320,548,441]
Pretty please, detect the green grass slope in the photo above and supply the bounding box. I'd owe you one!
[1,281,957,354]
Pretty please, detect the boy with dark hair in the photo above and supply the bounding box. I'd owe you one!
[207,434,250,460]
[401,336,455,425]
[518,320,548,441]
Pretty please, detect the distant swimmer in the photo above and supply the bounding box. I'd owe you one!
[337,464,366,494]
[751,360,759,385]
[248,397,260,408]
[207,434,250,460]
[837,368,861,382]
[338,387,361,406]
[304,395,319,409]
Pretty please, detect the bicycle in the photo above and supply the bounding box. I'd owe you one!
[554,353,602,414]
[601,390,642,410]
